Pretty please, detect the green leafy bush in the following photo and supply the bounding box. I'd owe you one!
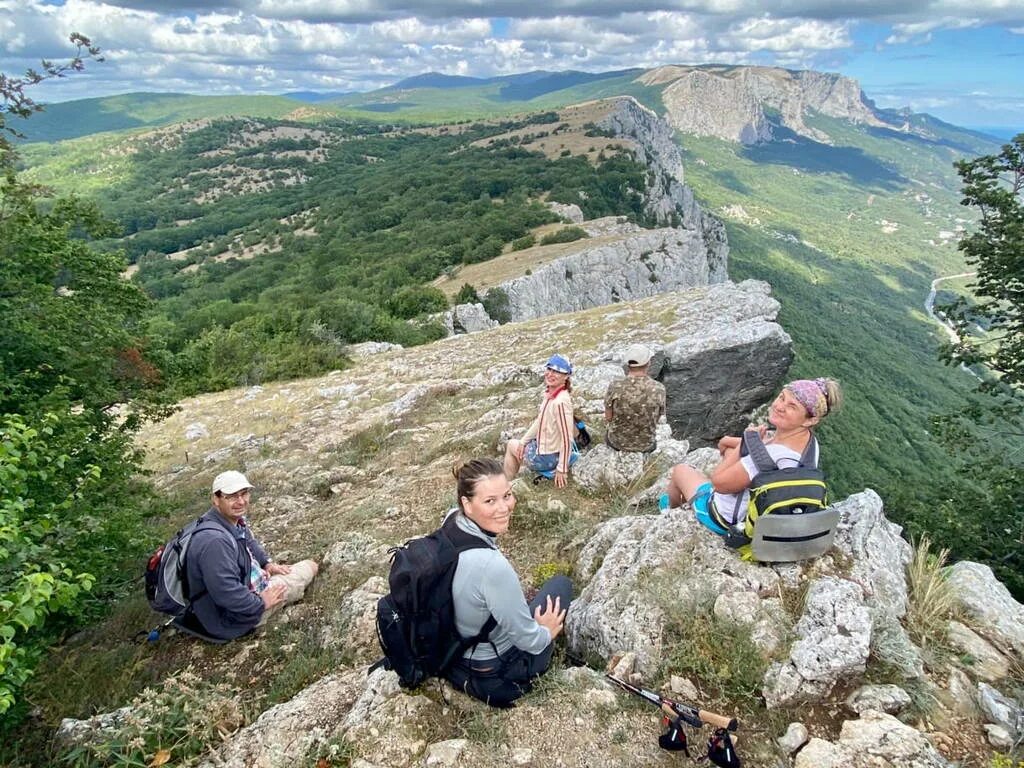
[454,283,480,304]
[539,226,588,245]
[511,234,536,250]
[57,669,243,768]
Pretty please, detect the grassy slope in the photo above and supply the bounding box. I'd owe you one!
[16,92,304,144]
[675,117,999,511]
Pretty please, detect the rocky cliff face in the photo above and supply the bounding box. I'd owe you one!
[454,97,730,330]
[642,65,887,145]
[490,224,728,326]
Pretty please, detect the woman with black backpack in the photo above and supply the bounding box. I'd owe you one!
[444,458,572,707]
[665,378,842,535]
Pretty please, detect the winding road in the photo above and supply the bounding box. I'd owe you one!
[925,271,979,378]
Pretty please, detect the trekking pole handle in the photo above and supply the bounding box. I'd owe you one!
[662,703,738,731]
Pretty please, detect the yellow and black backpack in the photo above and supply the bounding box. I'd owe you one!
[724,430,836,562]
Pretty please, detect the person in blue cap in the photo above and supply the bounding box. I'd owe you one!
[503,354,578,488]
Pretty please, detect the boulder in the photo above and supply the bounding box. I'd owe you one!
[567,510,780,675]
[831,490,922,677]
[947,621,1011,682]
[200,670,364,768]
[763,577,871,708]
[845,684,912,715]
[423,739,468,767]
[572,444,648,491]
[322,576,388,654]
[947,561,1024,662]
[795,710,952,768]
[777,722,809,754]
[547,201,584,224]
[439,303,498,336]
[976,682,1022,737]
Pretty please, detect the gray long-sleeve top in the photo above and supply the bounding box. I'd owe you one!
[185,508,272,640]
[449,510,552,660]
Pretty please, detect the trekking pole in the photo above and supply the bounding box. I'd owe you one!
[606,674,741,767]
[606,674,738,731]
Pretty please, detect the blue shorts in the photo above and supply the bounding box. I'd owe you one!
[524,439,579,473]
[692,482,727,536]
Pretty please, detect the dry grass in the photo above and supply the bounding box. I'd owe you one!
[906,535,959,649]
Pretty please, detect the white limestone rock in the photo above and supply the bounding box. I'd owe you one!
[845,684,912,715]
[984,724,1014,750]
[200,670,364,768]
[439,303,498,336]
[567,510,780,676]
[573,443,647,491]
[831,489,922,677]
[185,422,209,441]
[947,561,1024,662]
[947,620,1011,682]
[423,739,468,767]
[547,201,584,224]
[777,722,809,754]
[763,577,871,708]
[977,682,1022,737]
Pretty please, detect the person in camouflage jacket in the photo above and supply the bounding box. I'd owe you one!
[603,343,666,453]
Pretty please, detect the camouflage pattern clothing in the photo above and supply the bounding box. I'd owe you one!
[604,375,666,452]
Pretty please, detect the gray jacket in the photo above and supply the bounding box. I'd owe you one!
[185,508,272,640]
[449,511,551,660]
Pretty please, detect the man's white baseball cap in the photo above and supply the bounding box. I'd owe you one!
[212,470,254,495]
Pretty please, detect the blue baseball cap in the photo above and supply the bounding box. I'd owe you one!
[545,354,573,375]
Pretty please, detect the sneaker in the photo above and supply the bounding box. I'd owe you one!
[658,493,671,513]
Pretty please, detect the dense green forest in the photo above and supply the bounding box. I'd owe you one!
[53,114,651,394]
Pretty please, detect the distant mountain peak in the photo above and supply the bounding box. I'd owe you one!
[638,64,886,145]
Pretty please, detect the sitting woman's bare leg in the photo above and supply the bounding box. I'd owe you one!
[504,439,523,480]
[669,464,710,508]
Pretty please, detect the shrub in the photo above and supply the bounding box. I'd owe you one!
[539,226,588,246]
[511,234,536,251]
[56,669,242,768]
[481,287,512,324]
[386,285,448,319]
[660,609,767,712]
[454,283,480,304]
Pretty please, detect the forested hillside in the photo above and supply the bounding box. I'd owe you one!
[15,71,1020,593]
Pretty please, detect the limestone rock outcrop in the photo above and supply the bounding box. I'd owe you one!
[490,225,726,325]
[643,65,887,145]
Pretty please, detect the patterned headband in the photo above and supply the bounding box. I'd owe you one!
[786,378,830,419]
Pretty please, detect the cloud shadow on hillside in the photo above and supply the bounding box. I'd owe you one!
[741,127,905,190]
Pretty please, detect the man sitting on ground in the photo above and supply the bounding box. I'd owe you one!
[179,470,319,641]
[603,343,666,453]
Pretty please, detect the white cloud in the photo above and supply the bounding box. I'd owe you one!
[1,0,1022,129]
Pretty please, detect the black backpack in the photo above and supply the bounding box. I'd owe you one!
[373,512,497,688]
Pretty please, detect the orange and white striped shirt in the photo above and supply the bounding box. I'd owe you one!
[521,388,575,473]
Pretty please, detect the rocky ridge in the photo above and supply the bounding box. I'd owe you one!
[58,279,1023,767]
[639,65,888,145]
[440,97,729,331]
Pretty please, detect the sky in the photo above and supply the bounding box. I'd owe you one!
[1,0,1022,132]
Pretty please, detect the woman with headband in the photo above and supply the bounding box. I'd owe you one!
[665,378,842,534]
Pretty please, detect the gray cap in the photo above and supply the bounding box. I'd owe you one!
[624,343,652,367]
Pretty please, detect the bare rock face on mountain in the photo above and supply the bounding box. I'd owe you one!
[594,97,728,258]
[464,97,728,330]
[644,66,886,145]
[494,225,726,325]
